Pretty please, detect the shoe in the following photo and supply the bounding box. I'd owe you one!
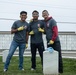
[21,68,24,71]
[19,68,24,71]
[3,69,7,72]
[31,68,35,71]
[59,70,63,73]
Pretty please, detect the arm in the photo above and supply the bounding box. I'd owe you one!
[51,26,58,41]
[49,19,58,44]
[25,31,29,48]
[28,22,34,35]
[11,29,18,34]
[11,21,25,34]
[51,19,58,41]
[26,32,29,43]
[38,21,45,33]
[11,26,25,34]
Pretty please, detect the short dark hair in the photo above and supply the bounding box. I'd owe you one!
[42,10,48,13]
[32,10,39,14]
[20,11,27,15]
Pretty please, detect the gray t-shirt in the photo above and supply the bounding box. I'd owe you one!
[44,18,59,42]
[12,20,28,43]
[28,20,44,44]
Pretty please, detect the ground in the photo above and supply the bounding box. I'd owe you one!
[0,56,76,75]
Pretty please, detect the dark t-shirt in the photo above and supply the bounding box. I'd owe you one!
[12,20,28,43]
[28,20,44,44]
[43,18,59,42]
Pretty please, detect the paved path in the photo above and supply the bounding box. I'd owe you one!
[0,49,76,59]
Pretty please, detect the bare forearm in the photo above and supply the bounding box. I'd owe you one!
[26,32,29,43]
[11,29,18,34]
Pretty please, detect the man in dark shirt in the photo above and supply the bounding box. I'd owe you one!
[4,11,29,72]
[42,10,63,73]
[29,10,45,70]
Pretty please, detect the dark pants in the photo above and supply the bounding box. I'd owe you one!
[31,42,44,69]
[47,41,63,73]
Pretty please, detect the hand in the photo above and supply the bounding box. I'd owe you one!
[26,43,28,48]
[29,19,33,22]
[47,47,54,53]
[38,28,44,33]
[29,31,34,35]
[17,26,24,31]
[49,40,54,44]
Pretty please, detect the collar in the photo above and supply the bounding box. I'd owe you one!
[45,16,52,22]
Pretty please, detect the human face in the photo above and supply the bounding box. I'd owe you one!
[32,12,39,20]
[42,11,49,20]
[20,13,27,21]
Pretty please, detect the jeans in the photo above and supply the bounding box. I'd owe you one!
[4,40,25,70]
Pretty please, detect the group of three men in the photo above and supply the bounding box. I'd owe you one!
[4,10,63,73]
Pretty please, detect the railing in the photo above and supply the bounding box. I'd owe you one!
[59,32,76,50]
[0,31,76,50]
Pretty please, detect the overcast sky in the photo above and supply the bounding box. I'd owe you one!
[0,0,76,31]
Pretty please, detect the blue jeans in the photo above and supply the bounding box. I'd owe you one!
[4,40,25,70]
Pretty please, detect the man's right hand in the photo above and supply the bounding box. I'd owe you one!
[29,19,33,22]
[29,31,34,35]
[17,26,24,31]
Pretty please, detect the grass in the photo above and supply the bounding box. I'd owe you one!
[0,56,76,75]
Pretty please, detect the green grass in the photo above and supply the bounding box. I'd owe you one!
[0,56,76,75]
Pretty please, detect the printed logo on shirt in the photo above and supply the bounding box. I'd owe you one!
[38,24,40,28]
[47,23,49,27]
[24,25,27,29]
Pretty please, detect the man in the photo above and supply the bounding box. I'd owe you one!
[42,10,63,73]
[4,11,28,72]
[29,10,45,70]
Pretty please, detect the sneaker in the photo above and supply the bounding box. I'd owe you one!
[21,68,24,71]
[19,68,24,71]
[31,68,35,71]
[3,69,7,72]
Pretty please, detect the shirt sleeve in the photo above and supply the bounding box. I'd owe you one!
[51,20,58,41]
[11,21,17,29]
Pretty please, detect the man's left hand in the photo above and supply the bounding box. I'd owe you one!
[26,43,28,48]
[38,28,44,33]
